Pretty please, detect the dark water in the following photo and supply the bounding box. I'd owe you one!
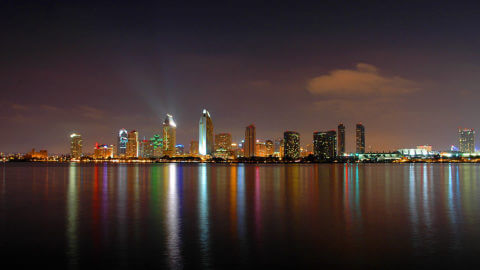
[1,163,480,268]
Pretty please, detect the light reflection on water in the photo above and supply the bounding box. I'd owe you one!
[2,163,480,267]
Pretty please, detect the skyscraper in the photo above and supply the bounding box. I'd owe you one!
[140,139,154,158]
[356,123,365,154]
[215,133,232,151]
[313,130,337,161]
[284,131,300,160]
[459,128,475,153]
[150,134,163,157]
[199,109,214,155]
[244,125,256,157]
[163,114,177,156]
[265,140,274,156]
[126,130,138,158]
[117,129,128,157]
[337,123,345,156]
[70,133,82,159]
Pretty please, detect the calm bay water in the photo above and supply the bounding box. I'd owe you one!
[1,162,480,268]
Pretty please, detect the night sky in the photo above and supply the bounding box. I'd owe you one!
[2,1,480,154]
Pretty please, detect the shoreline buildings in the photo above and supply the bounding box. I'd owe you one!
[199,109,214,156]
[244,125,256,157]
[163,114,177,156]
[70,133,82,158]
[284,131,300,160]
[313,130,337,161]
[337,124,345,156]
[356,123,365,154]
[126,130,139,158]
[117,129,128,157]
[458,128,475,153]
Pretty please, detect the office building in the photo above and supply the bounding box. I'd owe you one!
[150,134,163,157]
[118,129,128,157]
[94,144,114,159]
[70,133,82,159]
[284,131,300,160]
[244,125,256,157]
[140,139,154,158]
[163,114,177,156]
[313,130,337,161]
[356,123,365,154]
[199,109,214,155]
[126,130,138,158]
[255,140,267,157]
[215,133,232,151]
[338,123,345,156]
[459,128,475,153]
[265,140,274,156]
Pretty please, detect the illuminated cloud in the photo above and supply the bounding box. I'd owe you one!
[307,63,419,98]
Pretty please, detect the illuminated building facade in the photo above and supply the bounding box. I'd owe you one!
[94,144,114,159]
[255,140,267,157]
[199,109,214,155]
[215,133,232,151]
[244,125,256,157]
[338,123,345,156]
[150,134,163,157]
[140,139,154,158]
[70,133,82,159]
[190,141,199,155]
[313,130,337,161]
[126,130,138,158]
[356,123,365,154]
[28,148,48,159]
[265,140,274,156]
[163,114,177,156]
[117,129,128,157]
[284,131,300,160]
[459,128,475,153]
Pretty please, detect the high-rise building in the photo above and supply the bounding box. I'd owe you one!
[163,114,177,156]
[117,129,128,157]
[356,123,365,154]
[215,133,232,151]
[313,130,337,161]
[126,130,139,158]
[459,128,475,153]
[190,141,199,155]
[244,125,256,157]
[70,133,82,159]
[337,123,345,156]
[255,140,267,157]
[284,131,300,160]
[265,140,274,156]
[150,134,163,157]
[199,109,214,155]
[140,139,154,158]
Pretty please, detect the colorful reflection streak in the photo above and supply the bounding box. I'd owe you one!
[66,163,79,266]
